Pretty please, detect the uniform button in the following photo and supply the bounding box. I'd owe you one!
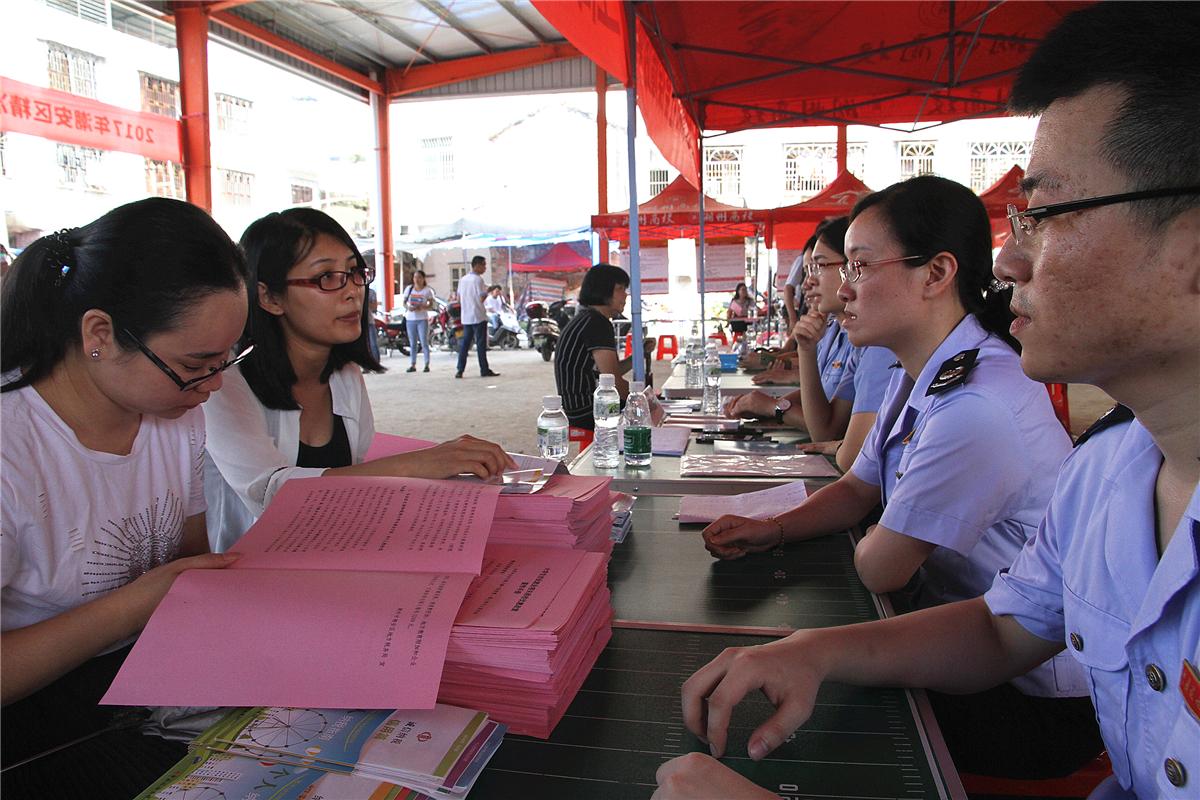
[1069,632,1084,651]
[1146,663,1166,692]
[1164,758,1187,788]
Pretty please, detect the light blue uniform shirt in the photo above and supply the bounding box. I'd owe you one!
[851,314,1082,697]
[986,415,1199,799]
[833,345,898,415]
[815,317,854,402]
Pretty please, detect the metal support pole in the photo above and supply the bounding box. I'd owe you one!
[175,3,212,212]
[624,2,645,384]
[595,65,610,263]
[370,77,395,312]
[697,158,706,342]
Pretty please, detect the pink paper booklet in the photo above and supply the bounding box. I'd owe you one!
[103,476,501,710]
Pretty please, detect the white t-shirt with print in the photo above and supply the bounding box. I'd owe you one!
[1,384,207,632]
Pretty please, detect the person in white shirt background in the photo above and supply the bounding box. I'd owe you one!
[455,255,500,379]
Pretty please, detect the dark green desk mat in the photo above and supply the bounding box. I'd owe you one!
[610,495,877,633]
[473,627,954,799]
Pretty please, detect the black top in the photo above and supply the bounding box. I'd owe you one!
[553,306,616,429]
[296,414,353,469]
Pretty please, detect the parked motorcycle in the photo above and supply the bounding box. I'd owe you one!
[488,306,522,350]
[525,301,560,362]
[440,301,464,351]
[375,317,409,356]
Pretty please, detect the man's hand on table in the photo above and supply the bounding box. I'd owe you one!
[724,391,776,420]
[652,753,777,799]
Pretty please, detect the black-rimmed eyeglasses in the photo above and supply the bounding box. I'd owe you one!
[285,266,375,292]
[122,329,255,391]
[1007,185,1200,243]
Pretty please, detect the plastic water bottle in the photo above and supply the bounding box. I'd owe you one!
[623,380,652,468]
[592,374,622,469]
[685,338,703,388]
[702,342,722,414]
[537,395,569,461]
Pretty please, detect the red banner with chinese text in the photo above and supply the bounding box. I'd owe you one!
[0,76,181,162]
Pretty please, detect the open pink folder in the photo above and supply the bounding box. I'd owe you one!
[103,476,500,710]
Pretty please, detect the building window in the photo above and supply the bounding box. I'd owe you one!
[969,141,1031,191]
[291,183,315,205]
[649,168,670,196]
[0,133,7,177]
[219,169,254,206]
[450,264,467,287]
[140,73,179,119]
[45,0,109,26]
[216,94,252,135]
[46,42,99,97]
[704,146,743,200]
[782,142,867,198]
[145,159,185,199]
[898,141,937,179]
[421,137,454,182]
[57,144,104,190]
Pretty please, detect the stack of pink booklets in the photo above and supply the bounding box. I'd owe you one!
[367,434,615,553]
[445,543,612,738]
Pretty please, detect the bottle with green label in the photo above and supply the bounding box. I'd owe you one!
[623,380,652,467]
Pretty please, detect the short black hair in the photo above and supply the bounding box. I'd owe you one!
[238,208,382,410]
[578,263,630,307]
[1010,2,1200,225]
[471,255,486,267]
[814,216,849,259]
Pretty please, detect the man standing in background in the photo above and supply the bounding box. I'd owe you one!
[456,255,500,379]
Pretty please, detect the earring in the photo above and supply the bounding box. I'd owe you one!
[90,349,101,360]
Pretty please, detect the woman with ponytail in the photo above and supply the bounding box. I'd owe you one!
[700,176,1103,778]
[1,198,250,796]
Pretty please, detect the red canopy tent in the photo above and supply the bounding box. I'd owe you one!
[768,171,875,249]
[592,175,767,243]
[978,164,1026,248]
[509,242,594,273]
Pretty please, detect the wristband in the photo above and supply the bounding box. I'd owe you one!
[765,516,786,548]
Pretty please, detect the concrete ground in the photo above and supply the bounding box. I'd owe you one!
[364,341,1116,455]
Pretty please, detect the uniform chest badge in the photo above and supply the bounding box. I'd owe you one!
[832,361,843,369]
[1181,659,1200,724]
[926,348,980,396]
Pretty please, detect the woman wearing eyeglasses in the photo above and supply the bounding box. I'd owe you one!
[701,176,1102,777]
[0,198,248,795]
[203,208,511,553]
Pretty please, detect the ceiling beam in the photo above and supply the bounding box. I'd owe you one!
[497,1,548,43]
[210,9,382,95]
[329,0,442,63]
[387,42,578,97]
[415,0,494,54]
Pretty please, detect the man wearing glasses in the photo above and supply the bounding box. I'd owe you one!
[655,4,1198,798]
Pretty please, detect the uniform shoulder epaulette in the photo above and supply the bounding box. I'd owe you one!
[1073,404,1134,448]
[926,348,979,396]
[889,360,902,369]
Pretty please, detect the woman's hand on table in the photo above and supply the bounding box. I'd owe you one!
[751,362,793,385]
[725,391,775,420]
[382,435,516,480]
[800,440,841,456]
[701,514,780,559]
[680,633,824,762]
[652,753,777,800]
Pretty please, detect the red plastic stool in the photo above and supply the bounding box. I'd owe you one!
[1046,383,1071,434]
[568,426,594,452]
[708,329,728,347]
[960,752,1112,798]
[655,334,680,361]
[623,334,633,357]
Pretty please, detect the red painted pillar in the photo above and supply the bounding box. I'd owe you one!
[371,85,395,312]
[596,65,609,262]
[836,124,847,174]
[175,3,212,212]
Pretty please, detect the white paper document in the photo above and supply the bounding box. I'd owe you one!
[677,481,810,523]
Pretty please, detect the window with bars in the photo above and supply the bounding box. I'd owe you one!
[649,168,670,196]
[969,141,1031,192]
[421,137,455,182]
[46,42,99,97]
[57,144,104,190]
[291,184,315,205]
[216,94,253,135]
[45,0,109,26]
[704,146,743,200]
[219,168,254,206]
[898,141,937,179]
[782,142,867,197]
[450,265,467,287]
[140,73,179,119]
[145,159,185,199]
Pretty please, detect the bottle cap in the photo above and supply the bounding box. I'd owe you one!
[629,380,645,393]
[598,373,615,388]
[543,395,562,410]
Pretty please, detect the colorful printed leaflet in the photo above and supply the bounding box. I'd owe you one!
[677,481,810,523]
[441,544,613,738]
[136,704,505,800]
[103,476,500,710]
